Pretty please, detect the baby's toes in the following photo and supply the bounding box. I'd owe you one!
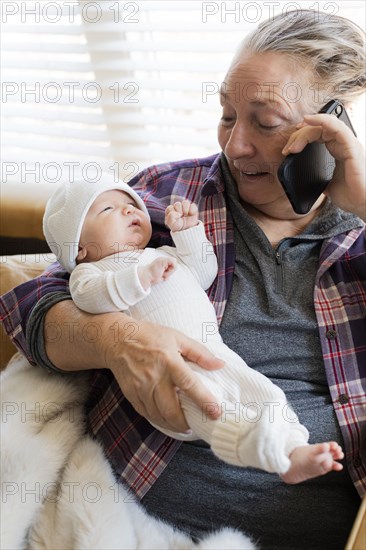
[331,461,344,472]
[329,441,344,459]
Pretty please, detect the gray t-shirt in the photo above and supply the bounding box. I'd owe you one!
[219,155,359,411]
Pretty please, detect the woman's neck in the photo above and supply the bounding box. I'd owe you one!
[242,201,325,247]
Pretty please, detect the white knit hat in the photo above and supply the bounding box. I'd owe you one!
[43,173,149,273]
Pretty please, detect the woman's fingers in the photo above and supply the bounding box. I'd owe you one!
[282,113,358,159]
[281,112,365,218]
[109,322,224,433]
[152,379,190,432]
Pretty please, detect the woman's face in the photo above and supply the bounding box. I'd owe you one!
[218,51,319,218]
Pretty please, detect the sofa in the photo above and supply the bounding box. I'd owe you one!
[0,253,56,369]
[0,180,55,370]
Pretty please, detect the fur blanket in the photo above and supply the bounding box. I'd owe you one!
[1,354,256,550]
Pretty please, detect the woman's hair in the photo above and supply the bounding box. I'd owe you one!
[238,9,365,105]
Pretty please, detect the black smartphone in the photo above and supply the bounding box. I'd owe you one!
[277,99,357,215]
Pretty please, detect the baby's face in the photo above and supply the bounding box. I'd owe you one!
[77,189,152,262]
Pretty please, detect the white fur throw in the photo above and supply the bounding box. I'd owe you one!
[1,354,256,550]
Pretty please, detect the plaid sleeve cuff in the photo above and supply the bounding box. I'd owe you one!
[26,292,73,372]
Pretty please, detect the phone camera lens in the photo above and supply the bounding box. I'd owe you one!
[335,105,343,116]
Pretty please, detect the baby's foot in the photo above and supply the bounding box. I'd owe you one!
[281,442,344,485]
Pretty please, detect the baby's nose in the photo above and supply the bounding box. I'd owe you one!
[123,204,135,214]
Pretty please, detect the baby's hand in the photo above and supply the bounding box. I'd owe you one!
[165,200,199,232]
[138,257,177,290]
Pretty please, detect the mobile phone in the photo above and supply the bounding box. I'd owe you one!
[277,99,357,215]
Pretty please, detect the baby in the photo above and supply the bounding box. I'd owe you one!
[43,174,344,484]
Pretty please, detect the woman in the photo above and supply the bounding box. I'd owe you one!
[1,9,365,549]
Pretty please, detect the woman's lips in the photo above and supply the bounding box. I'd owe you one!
[240,171,269,181]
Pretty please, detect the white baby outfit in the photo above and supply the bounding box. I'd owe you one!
[70,221,309,474]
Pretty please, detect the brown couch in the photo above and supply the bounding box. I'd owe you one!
[0,180,55,369]
[0,254,56,369]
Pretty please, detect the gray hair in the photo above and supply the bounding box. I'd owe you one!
[237,10,365,106]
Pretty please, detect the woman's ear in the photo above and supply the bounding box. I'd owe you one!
[76,245,88,263]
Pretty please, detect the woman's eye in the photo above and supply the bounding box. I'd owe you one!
[259,124,280,130]
[220,116,235,125]
[257,119,281,130]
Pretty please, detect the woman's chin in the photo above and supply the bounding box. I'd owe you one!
[239,189,289,210]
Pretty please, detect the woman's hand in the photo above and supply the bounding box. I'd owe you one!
[45,303,223,433]
[282,113,365,221]
[104,320,223,432]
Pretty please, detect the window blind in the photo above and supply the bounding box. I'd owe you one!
[1,0,365,186]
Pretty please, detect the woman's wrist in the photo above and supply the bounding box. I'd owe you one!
[101,314,142,375]
[44,300,134,372]
[354,204,366,223]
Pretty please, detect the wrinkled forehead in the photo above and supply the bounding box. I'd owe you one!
[221,51,311,108]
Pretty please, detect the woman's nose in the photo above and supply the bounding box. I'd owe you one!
[224,122,255,160]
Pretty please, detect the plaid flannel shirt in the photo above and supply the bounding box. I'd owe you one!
[1,153,365,497]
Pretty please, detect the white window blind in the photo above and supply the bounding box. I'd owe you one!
[1,0,365,186]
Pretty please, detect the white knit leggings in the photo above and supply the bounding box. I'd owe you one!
[152,340,309,474]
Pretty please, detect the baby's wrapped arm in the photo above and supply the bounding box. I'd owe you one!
[163,221,218,290]
[70,256,177,314]
[164,200,217,290]
[70,261,150,314]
